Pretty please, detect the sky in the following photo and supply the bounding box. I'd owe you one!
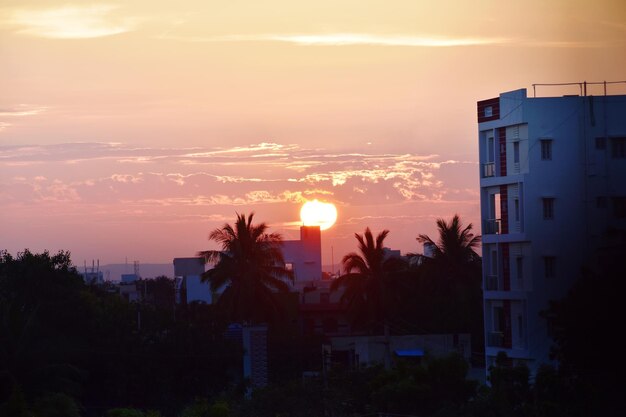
[1,0,625,269]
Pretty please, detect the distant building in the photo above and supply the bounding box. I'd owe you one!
[121,273,139,283]
[282,226,323,290]
[173,257,211,304]
[477,86,626,374]
[81,270,104,285]
[328,333,471,368]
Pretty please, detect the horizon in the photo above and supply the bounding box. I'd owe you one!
[2,0,625,265]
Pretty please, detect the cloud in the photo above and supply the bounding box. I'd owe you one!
[0,105,47,116]
[0,142,477,211]
[160,32,509,47]
[5,5,137,39]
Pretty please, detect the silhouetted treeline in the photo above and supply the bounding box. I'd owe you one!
[2,224,623,417]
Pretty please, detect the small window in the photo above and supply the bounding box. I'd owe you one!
[542,198,554,220]
[513,141,520,163]
[595,137,606,150]
[322,318,338,333]
[285,262,294,271]
[484,106,493,117]
[541,140,552,160]
[514,198,520,221]
[516,257,523,284]
[544,256,556,278]
[613,197,626,218]
[611,137,626,158]
[596,196,607,208]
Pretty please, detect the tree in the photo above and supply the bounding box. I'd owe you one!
[413,215,484,365]
[0,250,86,416]
[417,214,481,276]
[198,213,294,324]
[539,229,626,417]
[330,228,407,368]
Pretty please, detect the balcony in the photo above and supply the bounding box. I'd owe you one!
[485,275,499,291]
[483,162,496,178]
[484,219,501,235]
[487,331,505,347]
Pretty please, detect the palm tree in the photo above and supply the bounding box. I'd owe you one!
[416,214,483,364]
[198,213,294,324]
[331,228,407,368]
[417,214,481,276]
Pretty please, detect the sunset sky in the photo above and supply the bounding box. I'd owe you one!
[2,0,625,269]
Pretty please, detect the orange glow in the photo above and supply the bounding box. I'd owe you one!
[300,200,337,231]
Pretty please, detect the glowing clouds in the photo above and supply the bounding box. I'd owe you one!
[8,5,136,39]
[300,200,337,231]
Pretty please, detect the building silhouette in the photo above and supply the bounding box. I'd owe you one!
[477,86,626,373]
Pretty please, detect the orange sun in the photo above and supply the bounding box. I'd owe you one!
[300,200,337,231]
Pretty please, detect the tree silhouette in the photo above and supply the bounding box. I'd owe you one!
[330,228,407,368]
[417,214,481,274]
[198,213,294,324]
[413,215,483,364]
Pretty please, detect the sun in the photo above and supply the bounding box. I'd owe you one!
[300,200,337,231]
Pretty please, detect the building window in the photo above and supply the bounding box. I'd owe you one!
[484,106,493,117]
[595,137,606,150]
[613,197,626,218]
[516,256,523,285]
[285,262,294,271]
[322,318,338,333]
[541,139,552,160]
[513,141,520,163]
[544,256,556,278]
[514,198,520,221]
[542,198,554,219]
[611,137,626,158]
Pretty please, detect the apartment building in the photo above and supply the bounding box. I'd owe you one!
[477,86,626,373]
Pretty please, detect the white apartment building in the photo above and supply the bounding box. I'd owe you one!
[477,87,626,373]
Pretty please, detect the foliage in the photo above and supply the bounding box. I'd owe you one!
[539,229,626,417]
[0,249,241,417]
[199,213,294,324]
[330,227,407,331]
[105,408,146,417]
[408,215,484,365]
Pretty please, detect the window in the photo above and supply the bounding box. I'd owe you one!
[613,197,626,218]
[544,256,556,278]
[516,257,523,285]
[322,318,338,333]
[285,262,294,271]
[595,137,606,150]
[493,306,505,332]
[541,139,552,160]
[611,137,626,158]
[542,198,554,219]
[484,106,493,117]
[513,141,520,163]
[514,198,520,221]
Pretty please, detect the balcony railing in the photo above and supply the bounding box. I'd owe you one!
[483,162,496,178]
[487,331,505,347]
[484,219,501,234]
[485,275,499,291]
